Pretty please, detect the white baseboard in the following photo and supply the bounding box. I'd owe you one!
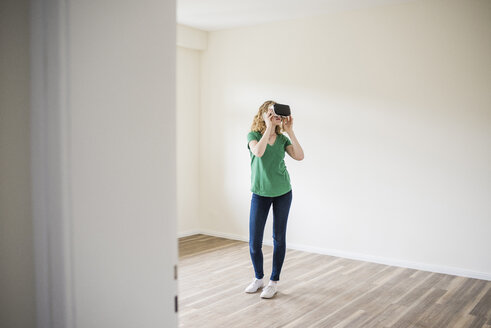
[177,230,202,238]
[178,229,491,281]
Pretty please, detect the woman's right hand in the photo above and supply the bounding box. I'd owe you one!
[263,110,274,130]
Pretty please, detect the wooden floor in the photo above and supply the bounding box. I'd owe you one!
[177,234,491,328]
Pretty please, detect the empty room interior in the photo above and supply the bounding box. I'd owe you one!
[175,0,491,327]
[1,0,490,327]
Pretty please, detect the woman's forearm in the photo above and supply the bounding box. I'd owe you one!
[252,126,274,157]
[286,130,304,160]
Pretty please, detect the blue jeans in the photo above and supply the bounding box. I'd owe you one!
[249,189,292,281]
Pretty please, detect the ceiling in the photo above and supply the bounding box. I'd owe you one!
[177,0,417,31]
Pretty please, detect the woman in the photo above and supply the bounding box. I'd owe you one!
[244,100,304,299]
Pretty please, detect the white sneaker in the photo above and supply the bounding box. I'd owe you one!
[244,278,264,293]
[260,282,278,299]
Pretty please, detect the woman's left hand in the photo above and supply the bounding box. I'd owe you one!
[282,116,293,133]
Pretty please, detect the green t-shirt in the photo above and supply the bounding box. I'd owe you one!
[247,131,292,197]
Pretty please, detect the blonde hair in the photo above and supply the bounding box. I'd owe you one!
[250,100,284,135]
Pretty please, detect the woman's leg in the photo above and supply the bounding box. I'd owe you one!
[270,190,293,281]
[249,193,272,280]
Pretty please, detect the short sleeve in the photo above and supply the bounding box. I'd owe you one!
[247,131,260,149]
[284,134,292,150]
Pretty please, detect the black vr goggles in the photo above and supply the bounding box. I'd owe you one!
[272,103,291,117]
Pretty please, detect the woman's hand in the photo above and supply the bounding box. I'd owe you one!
[263,110,281,129]
[282,115,293,134]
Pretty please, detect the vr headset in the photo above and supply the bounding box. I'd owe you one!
[271,103,291,117]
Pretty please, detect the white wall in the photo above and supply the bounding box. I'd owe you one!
[176,25,207,235]
[177,46,202,233]
[199,0,491,279]
[177,24,207,50]
[0,0,35,326]
[30,0,178,327]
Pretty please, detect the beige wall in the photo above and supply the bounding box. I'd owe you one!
[0,0,35,327]
[176,25,207,236]
[199,0,491,278]
[177,46,202,234]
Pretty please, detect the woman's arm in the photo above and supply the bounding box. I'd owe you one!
[285,130,304,161]
[283,116,304,161]
[249,124,274,157]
